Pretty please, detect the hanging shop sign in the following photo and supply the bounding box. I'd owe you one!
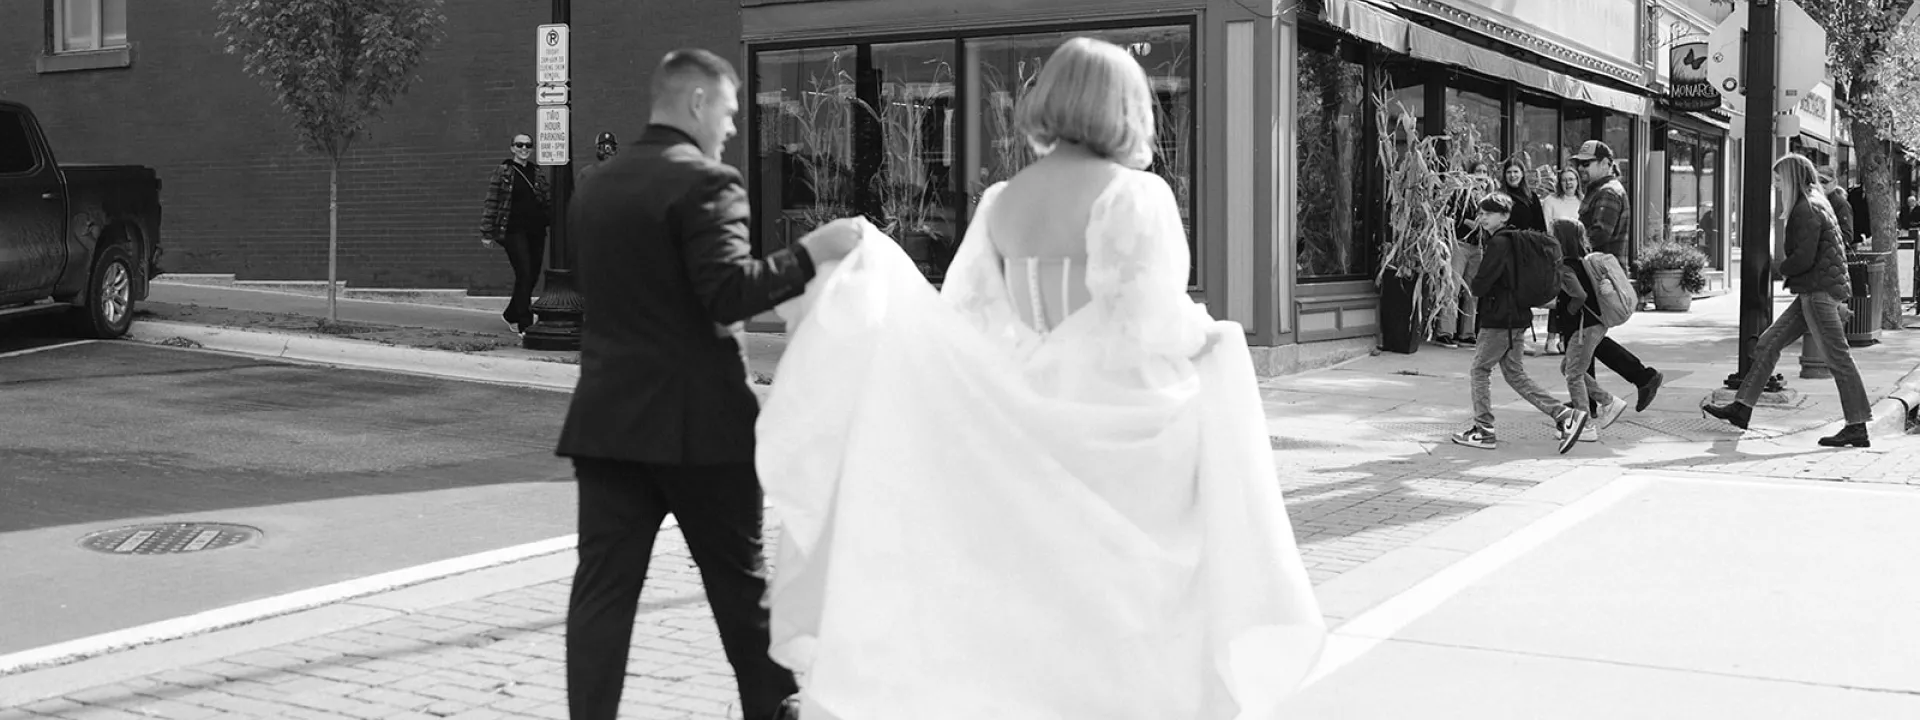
[1665,41,1721,112]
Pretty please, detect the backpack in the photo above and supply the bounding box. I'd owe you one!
[1504,230,1563,309]
[1579,252,1638,327]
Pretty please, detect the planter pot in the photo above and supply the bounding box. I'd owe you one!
[1649,269,1693,312]
[1378,272,1423,354]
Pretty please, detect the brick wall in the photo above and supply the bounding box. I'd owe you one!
[0,1,741,293]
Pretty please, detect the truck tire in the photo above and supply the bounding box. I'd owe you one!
[69,244,137,339]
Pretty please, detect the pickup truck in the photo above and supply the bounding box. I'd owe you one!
[0,100,163,338]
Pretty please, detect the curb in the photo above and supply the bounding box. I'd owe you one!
[124,320,776,403]
[126,320,580,391]
[0,535,580,704]
[1868,367,1920,438]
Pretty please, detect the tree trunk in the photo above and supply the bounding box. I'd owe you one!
[1852,115,1903,330]
[328,161,339,324]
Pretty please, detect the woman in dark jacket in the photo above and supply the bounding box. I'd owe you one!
[1704,154,1872,447]
[1498,159,1547,233]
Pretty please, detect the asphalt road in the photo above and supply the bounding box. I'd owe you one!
[0,339,577,655]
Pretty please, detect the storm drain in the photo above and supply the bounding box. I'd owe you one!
[79,522,261,556]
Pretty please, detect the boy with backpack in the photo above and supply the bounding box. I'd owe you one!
[1452,193,1591,455]
[1550,219,1633,443]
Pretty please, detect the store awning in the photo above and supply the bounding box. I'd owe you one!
[1321,0,1653,118]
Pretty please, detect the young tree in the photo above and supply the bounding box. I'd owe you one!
[215,0,447,322]
[1800,0,1909,330]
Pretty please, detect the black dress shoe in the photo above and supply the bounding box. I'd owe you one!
[773,694,802,720]
[1702,400,1752,430]
[1636,371,1664,412]
[1818,423,1871,448]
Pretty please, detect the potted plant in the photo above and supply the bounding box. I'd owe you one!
[1636,241,1709,311]
[1372,94,1493,353]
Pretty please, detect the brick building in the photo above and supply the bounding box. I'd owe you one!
[0,0,738,293]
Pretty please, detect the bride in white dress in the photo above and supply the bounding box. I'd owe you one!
[756,37,1324,719]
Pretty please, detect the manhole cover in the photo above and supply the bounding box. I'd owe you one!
[79,522,261,556]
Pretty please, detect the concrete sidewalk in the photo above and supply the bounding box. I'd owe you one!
[2,280,1914,719]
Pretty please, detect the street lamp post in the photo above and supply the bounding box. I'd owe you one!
[1729,0,1781,392]
[525,0,584,351]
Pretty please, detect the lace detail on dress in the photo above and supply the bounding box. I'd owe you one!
[1082,170,1210,367]
[941,183,1029,348]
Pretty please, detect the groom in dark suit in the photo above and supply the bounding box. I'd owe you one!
[556,48,860,720]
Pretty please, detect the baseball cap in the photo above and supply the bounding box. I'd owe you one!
[595,132,617,145]
[1569,140,1613,162]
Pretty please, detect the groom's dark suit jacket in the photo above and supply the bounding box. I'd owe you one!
[556,125,817,466]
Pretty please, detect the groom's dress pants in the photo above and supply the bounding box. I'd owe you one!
[567,458,798,720]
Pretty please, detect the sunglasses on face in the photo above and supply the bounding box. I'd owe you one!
[512,142,533,148]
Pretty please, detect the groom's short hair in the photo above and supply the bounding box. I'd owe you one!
[651,49,740,108]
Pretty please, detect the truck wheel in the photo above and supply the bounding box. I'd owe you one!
[69,245,137,339]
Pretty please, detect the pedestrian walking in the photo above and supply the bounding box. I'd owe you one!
[1434,160,1494,348]
[1539,168,1584,356]
[1704,154,1873,447]
[1821,172,1854,246]
[553,48,861,720]
[1450,192,1591,455]
[1550,218,1630,443]
[479,133,551,336]
[1569,140,1664,411]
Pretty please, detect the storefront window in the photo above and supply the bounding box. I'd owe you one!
[1665,127,1723,270]
[1296,35,1368,280]
[1603,111,1633,194]
[752,24,1196,284]
[964,25,1196,283]
[1515,96,1560,195]
[754,46,859,256]
[1445,83,1504,171]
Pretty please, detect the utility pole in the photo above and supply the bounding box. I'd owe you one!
[1729,0,1780,390]
[526,0,584,351]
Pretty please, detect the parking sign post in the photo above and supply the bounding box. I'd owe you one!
[524,3,583,351]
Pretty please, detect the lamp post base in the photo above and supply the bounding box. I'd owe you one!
[524,267,584,351]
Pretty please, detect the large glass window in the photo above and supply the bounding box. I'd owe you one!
[1665,127,1723,270]
[754,23,1195,284]
[1603,111,1634,194]
[1445,81,1504,171]
[1295,34,1369,280]
[53,0,126,53]
[1515,96,1560,195]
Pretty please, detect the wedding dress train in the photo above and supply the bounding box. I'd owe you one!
[757,169,1325,719]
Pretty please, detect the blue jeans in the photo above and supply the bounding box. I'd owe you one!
[1735,291,1873,424]
[1471,327,1570,428]
[1561,323,1617,412]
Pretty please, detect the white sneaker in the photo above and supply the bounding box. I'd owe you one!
[1596,396,1630,430]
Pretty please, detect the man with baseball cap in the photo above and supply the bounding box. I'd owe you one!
[1570,139,1665,414]
[578,132,621,187]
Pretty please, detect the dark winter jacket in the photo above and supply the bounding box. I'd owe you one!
[1826,187,1854,245]
[1779,197,1852,301]
[1469,228,1539,329]
[480,160,552,242]
[1503,188,1547,233]
[1579,176,1631,263]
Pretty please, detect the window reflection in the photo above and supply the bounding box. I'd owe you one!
[1296,37,1369,280]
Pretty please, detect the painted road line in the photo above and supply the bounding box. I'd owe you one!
[0,533,580,676]
[1299,473,1654,689]
[0,340,93,360]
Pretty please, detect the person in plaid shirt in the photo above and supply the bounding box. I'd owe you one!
[1569,140,1664,414]
[479,132,552,336]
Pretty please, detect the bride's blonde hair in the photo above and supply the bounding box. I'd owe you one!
[1014,37,1158,170]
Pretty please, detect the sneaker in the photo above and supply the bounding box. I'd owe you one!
[1555,409,1591,455]
[1433,333,1459,349]
[1451,425,1497,449]
[503,317,523,335]
[1595,396,1630,430]
[1558,424,1600,443]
